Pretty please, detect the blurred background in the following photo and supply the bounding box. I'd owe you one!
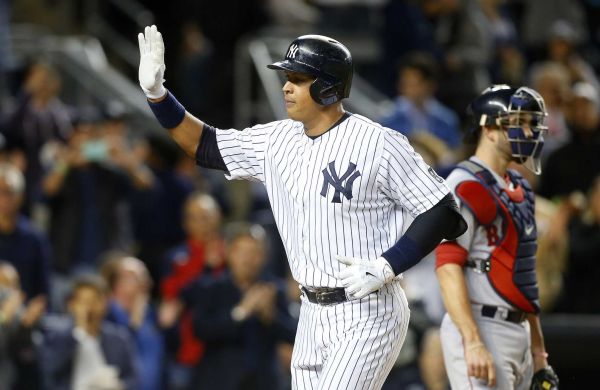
[0,0,599,389]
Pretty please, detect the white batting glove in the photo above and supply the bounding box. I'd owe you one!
[336,256,395,300]
[138,25,166,99]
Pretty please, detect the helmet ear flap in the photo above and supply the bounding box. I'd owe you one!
[310,78,341,106]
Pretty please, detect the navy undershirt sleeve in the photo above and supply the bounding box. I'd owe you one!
[382,193,467,275]
[195,124,227,172]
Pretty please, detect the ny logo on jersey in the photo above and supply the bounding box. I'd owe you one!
[320,161,361,203]
[287,44,300,59]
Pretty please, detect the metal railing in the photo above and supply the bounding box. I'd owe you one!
[10,24,160,133]
[9,24,394,133]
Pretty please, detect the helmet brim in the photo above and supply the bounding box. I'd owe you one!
[267,60,320,78]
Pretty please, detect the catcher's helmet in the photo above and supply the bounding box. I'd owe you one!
[466,84,516,141]
[466,84,548,174]
[268,35,353,106]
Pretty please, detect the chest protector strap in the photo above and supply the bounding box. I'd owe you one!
[455,160,540,313]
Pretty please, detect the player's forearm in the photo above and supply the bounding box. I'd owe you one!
[527,314,546,351]
[148,93,204,158]
[437,264,482,344]
[167,112,204,158]
[381,193,467,275]
[527,314,549,371]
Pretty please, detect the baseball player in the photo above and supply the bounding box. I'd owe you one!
[435,85,559,390]
[137,25,466,389]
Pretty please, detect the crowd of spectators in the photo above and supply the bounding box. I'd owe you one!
[0,56,299,388]
[0,0,599,389]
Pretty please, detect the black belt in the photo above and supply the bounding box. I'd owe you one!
[301,286,348,306]
[481,305,527,324]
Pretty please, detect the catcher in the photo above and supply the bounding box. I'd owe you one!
[434,85,559,389]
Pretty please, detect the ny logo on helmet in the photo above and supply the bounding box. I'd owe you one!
[320,161,361,203]
[286,44,300,59]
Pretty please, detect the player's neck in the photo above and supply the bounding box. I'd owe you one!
[303,104,346,137]
[474,145,509,176]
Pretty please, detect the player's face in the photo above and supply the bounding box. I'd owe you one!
[499,112,545,165]
[508,112,536,138]
[282,71,318,121]
[485,125,512,159]
[504,112,536,157]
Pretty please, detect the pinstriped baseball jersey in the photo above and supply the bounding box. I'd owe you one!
[216,112,450,287]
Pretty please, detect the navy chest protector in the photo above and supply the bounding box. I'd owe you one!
[455,160,540,313]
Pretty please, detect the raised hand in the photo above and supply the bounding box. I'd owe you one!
[138,25,166,100]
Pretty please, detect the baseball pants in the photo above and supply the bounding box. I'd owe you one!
[440,309,533,390]
[291,281,410,390]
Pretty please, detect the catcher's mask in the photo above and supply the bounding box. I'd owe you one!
[503,87,548,175]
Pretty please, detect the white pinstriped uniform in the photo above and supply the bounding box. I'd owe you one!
[215,113,450,389]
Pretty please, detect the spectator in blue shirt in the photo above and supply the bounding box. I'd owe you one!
[101,254,165,390]
[381,52,462,151]
[0,162,51,300]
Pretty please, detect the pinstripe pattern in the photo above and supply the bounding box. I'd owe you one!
[214,113,448,389]
[291,281,410,390]
[216,113,449,288]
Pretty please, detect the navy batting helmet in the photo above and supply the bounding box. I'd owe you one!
[268,35,353,106]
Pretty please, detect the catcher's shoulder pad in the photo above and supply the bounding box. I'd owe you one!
[455,180,497,226]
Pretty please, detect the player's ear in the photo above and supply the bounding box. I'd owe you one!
[482,126,498,143]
